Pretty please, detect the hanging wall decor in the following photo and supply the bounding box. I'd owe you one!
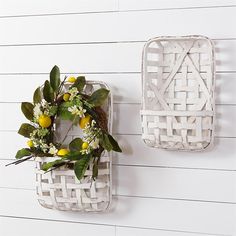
[8,66,122,212]
[141,36,215,151]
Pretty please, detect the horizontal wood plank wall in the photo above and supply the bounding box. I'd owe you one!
[0,1,235,236]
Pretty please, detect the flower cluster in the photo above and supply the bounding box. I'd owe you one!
[29,99,58,155]
[33,99,57,122]
[81,120,101,154]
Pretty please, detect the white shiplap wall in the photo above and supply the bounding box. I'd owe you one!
[0,1,236,236]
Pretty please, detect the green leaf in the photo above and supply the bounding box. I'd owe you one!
[69,138,83,151]
[88,88,109,107]
[100,133,122,152]
[43,80,54,103]
[71,76,86,91]
[92,161,98,179]
[58,101,74,120]
[15,148,31,159]
[42,159,65,171]
[48,105,58,116]
[107,134,122,152]
[64,151,83,161]
[74,155,90,180]
[99,133,113,151]
[18,123,36,138]
[21,102,34,121]
[50,65,61,92]
[33,87,42,104]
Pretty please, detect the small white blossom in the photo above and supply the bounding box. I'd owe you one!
[32,140,39,148]
[40,142,49,153]
[48,145,58,155]
[68,87,78,100]
[68,105,80,115]
[33,103,42,119]
[68,105,86,118]
[77,106,86,118]
[41,99,49,108]
[91,120,96,127]
[80,148,91,155]
[90,138,100,149]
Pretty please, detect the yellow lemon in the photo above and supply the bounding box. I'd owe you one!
[82,142,89,150]
[67,77,76,83]
[79,114,91,129]
[63,93,70,101]
[27,140,34,148]
[38,114,52,128]
[57,148,69,157]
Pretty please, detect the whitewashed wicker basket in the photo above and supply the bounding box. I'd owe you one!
[141,36,215,151]
[35,81,113,212]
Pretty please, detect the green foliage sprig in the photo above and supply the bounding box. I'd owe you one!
[8,65,122,180]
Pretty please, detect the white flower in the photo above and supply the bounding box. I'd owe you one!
[68,105,86,118]
[36,140,49,153]
[68,87,78,100]
[77,106,86,118]
[90,138,100,149]
[33,103,42,119]
[91,120,96,127]
[32,140,39,148]
[48,145,58,155]
[68,105,79,115]
[41,99,49,108]
[80,148,91,155]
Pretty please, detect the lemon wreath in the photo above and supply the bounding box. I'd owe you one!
[9,66,121,180]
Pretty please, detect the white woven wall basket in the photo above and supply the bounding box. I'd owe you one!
[141,35,215,151]
[35,81,113,212]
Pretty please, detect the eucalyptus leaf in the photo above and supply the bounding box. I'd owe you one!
[99,133,113,151]
[33,87,42,104]
[18,123,36,138]
[107,134,122,152]
[42,159,65,171]
[74,155,90,180]
[69,138,83,151]
[92,161,98,179]
[64,151,83,161]
[58,101,75,120]
[50,65,61,92]
[21,102,34,121]
[43,80,54,103]
[88,88,109,107]
[15,148,31,159]
[58,109,74,120]
[71,76,86,91]
[48,105,58,116]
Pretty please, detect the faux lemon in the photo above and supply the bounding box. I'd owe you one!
[38,114,52,128]
[82,142,89,150]
[57,148,69,156]
[27,140,34,148]
[63,93,70,101]
[79,114,91,129]
[67,77,76,83]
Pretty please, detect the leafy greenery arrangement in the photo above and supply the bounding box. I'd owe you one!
[9,65,121,180]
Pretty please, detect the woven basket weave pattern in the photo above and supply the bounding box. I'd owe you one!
[36,155,111,212]
[35,81,112,212]
[141,36,215,151]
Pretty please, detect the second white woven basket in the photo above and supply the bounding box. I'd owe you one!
[141,36,215,151]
